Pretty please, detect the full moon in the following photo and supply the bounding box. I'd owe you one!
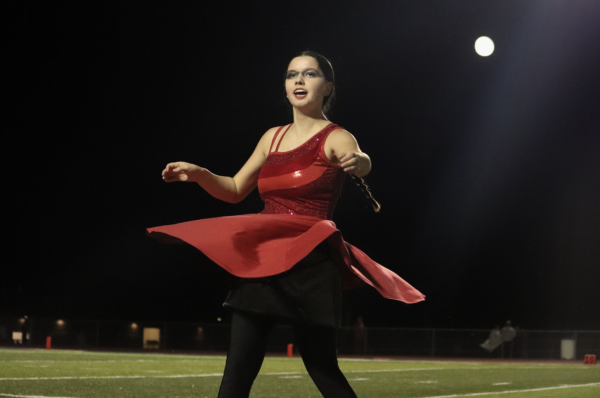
[475,36,495,57]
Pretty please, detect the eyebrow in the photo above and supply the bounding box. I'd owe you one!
[287,68,320,73]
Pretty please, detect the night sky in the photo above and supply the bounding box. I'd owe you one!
[5,1,600,331]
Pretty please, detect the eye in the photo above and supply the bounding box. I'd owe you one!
[286,71,297,79]
[305,71,317,78]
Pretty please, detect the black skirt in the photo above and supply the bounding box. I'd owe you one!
[223,241,343,327]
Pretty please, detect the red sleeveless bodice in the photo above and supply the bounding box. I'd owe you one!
[258,123,345,220]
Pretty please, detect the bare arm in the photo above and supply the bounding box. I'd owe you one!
[324,129,372,178]
[161,128,277,203]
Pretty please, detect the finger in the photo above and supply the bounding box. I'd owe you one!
[168,162,185,171]
[340,158,358,169]
[338,152,355,162]
[162,168,176,177]
[162,163,176,175]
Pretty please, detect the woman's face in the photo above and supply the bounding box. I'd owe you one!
[285,56,332,111]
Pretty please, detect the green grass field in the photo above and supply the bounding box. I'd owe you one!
[0,348,598,398]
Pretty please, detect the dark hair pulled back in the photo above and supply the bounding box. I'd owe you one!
[350,175,382,213]
[286,50,336,114]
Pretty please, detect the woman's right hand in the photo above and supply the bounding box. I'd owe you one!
[162,162,203,183]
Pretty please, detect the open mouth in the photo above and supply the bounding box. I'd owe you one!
[294,89,307,98]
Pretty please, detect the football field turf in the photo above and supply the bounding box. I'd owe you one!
[1,348,598,397]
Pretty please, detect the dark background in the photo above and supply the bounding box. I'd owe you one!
[5,0,600,330]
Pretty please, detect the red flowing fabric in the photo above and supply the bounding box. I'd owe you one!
[147,213,425,304]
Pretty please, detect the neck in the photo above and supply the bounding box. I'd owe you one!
[292,107,329,135]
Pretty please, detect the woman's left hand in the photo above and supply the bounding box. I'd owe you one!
[339,151,370,177]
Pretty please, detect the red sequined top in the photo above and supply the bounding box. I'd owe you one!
[258,123,345,220]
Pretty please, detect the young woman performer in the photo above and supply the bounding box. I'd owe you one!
[147,51,425,398]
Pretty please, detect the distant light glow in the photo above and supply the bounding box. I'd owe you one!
[56,319,65,326]
[475,36,495,57]
[131,323,138,330]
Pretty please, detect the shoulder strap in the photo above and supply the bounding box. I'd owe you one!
[274,124,293,152]
[268,125,286,154]
[318,124,344,160]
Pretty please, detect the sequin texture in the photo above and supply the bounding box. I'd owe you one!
[258,124,346,220]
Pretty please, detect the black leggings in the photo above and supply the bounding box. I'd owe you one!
[217,310,357,398]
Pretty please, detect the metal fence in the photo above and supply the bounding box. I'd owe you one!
[1,317,598,360]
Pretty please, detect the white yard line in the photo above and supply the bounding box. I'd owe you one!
[0,374,223,381]
[0,365,595,382]
[416,382,600,398]
[339,358,582,366]
[341,358,485,365]
[0,365,588,381]
[0,394,76,398]
[0,376,597,398]
[2,371,598,398]
[347,367,459,373]
[0,368,456,381]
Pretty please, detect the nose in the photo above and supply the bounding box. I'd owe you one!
[294,74,304,85]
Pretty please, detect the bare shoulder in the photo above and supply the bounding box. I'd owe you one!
[324,127,362,160]
[255,125,286,154]
[328,128,358,143]
[261,126,282,141]
[325,128,360,150]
